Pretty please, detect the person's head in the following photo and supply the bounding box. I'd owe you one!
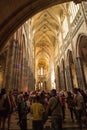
[67,91,72,96]
[50,89,57,97]
[73,88,78,94]
[1,88,6,95]
[23,92,29,101]
[35,95,40,102]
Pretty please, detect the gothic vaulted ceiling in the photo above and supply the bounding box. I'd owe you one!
[0,0,85,52]
[32,4,67,67]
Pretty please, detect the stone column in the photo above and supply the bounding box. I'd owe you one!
[66,66,73,91]
[60,70,66,90]
[16,44,21,91]
[14,42,19,90]
[19,57,22,91]
[74,57,86,89]
[18,45,22,91]
[24,60,28,89]
[9,40,16,90]
[63,69,67,90]
[57,66,61,91]
[54,66,58,90]
[20,41,23,92]
[28,66,34,91]
[3,47,10,89]
[22,57,25,89]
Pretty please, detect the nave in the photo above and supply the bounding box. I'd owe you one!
[4,108,87,130]
[0,1,87,130]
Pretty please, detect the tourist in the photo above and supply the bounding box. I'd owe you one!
[30,95,44,130]
[46,89,63,130]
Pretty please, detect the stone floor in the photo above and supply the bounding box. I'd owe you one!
[4,109,87,130]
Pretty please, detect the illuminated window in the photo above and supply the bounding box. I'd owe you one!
[38,66,46,76]
[41,67,43,75]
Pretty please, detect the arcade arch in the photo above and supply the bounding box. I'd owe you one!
[68,50,78,89]
[65,50,78,91]
[76,33,87,89]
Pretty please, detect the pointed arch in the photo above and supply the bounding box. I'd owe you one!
[76,33,87,57]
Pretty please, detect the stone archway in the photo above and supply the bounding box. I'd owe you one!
[66,50,78,91]
[69,50,78,88]
[76,34,87,89]
[0,0,85,51]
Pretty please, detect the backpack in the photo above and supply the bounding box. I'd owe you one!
[0,94,10,117]
[3,95,10,112]
[0,94,4,111]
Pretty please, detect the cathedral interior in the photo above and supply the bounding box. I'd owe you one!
[0,0,87,92]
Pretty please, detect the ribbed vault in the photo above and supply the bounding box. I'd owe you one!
[0,0,85,51]
[32,4,70,90]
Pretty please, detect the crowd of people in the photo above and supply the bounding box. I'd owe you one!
[0,87,87,130]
